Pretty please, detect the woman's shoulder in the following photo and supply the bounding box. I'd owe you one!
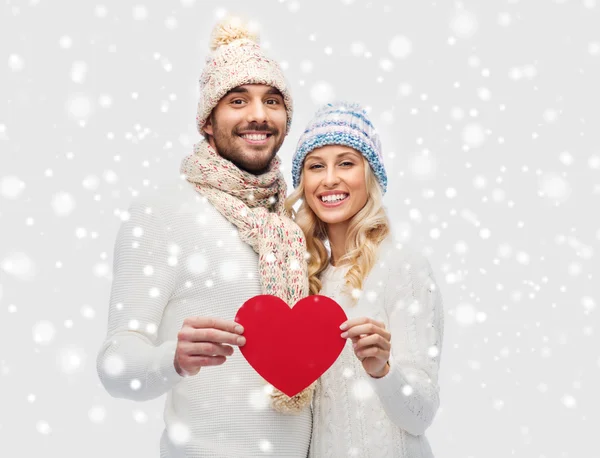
[376,235,432,275]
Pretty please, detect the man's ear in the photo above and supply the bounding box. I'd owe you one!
[202,115,214,137]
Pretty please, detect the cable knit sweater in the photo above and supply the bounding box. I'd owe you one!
[309,236,444,458]
[96,180,312,458]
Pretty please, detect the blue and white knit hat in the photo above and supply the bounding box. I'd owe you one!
[291,102,388,194]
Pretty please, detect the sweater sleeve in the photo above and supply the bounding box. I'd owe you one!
[368,255,444,436]
[96,203,184,401]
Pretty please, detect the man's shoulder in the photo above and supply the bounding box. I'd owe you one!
[126,178,210,216]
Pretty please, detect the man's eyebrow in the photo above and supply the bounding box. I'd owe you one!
[225,87,249,95]
[224,87,283,97]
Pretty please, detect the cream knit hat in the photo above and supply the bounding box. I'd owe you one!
[196,17,294,135]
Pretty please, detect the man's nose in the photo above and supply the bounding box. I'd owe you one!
[246,100,268,124]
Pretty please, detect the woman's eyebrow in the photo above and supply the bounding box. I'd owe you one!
[306,151,360,161]
[337,151,360,158]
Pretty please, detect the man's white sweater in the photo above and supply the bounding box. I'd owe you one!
[96,180,312,458]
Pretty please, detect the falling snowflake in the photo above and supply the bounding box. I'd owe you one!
[103,170,118,184]
[249,389,269,410]
[310,82,335,105]
[1,176,26,199]
[219,261,240,281]
[388,35,413,59]
[93,263,110,278]
[59,35,73,49]
[350,41,366,56]
[70,61,88,84]
[402,384,414,396]
[168,422,191,445]
[66,94,93,120]
[81,304,96,319]
[300,60,313,73]
[538,173,571,202]
[133,409,148,423]
[8,54,24,71]
[450,10,479,38]
[102,354,125,377]
[57,347,86,374]
[187,253,207,274]
[82,175,100,190]
[33,321,56,345]
[88,406,107,424]
[2,252,36,281]
[259,439,273,454]
[410,154,437,179]
[352,379,374,400]
[36,421,51,435]
[581,296,596,312]
[454,303,477,326]
[132,5,148,21]
[165,16,178,30]
[562,394,577,408]
[462,123,486,148]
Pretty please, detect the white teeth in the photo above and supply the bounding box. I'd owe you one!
[241,134,268,141]
[321,194,348,203]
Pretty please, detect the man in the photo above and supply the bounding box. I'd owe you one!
[96,17,312,457]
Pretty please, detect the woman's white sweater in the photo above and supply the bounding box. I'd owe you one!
[309,236,444,458]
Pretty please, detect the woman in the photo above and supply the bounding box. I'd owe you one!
[285,102,444,457]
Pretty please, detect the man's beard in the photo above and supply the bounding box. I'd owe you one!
[211,119,284,175]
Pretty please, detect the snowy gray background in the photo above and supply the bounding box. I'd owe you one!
[2,0,599,457]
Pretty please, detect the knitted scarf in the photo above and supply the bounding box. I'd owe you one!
[180,140,314,414]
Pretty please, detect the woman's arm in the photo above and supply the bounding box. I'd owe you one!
[369,255,444,436]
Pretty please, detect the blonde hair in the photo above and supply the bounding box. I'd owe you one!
[284,158,390,297]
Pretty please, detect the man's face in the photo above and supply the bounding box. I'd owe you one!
[203,84,287,175]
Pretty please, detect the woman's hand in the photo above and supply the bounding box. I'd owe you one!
[340,317,391,378]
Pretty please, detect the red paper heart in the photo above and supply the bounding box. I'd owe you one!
[235,295,347,397]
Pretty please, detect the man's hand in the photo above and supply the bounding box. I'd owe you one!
[174,317,246,377]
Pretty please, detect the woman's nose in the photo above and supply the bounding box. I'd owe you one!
[323,167,340,187]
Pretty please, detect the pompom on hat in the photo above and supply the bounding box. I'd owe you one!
[196,16,293,134]
[291,102,388,194]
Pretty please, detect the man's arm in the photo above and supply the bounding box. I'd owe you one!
[96,203,183,401]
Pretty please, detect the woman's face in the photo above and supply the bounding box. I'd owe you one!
[302,145,368,227]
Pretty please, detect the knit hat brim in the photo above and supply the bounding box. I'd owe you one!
[292,131,387,194]
[291,102,388,194]
[196,38,293,135]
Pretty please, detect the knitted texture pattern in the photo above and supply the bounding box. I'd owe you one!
[309,238,443,457]
[291,101,388,193]
[181,140,314,413]
[196,17,293,135]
